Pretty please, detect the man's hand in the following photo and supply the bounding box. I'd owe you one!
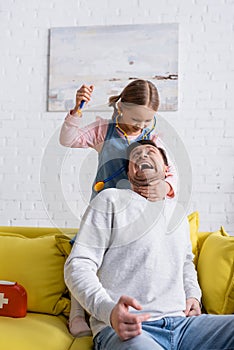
[110,295,150,341]
[133,179,171,202]
[184,298,201,316]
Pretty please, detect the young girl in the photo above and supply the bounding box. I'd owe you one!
[60,79,177,337]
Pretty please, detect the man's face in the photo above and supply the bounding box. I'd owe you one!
[128,145,167,184]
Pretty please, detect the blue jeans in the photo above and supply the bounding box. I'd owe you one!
[94,315,234,350]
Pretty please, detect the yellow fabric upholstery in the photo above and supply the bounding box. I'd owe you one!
[197,229,234,314]
[0,313,93,350]
[0,227,93,350]
[187,211,199,256]
[0,233,70,316]
[55,234,73,257]
[0,226,77,238]
[196,226,228,255]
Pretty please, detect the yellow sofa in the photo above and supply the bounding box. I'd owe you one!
[0,226,93,350]
[0,212,233,350]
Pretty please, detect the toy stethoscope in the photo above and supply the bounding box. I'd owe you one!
[94,115,157,192]
[78,100,157,192]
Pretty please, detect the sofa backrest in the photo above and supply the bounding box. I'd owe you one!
[0,226,78,238]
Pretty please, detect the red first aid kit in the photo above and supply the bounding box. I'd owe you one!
[0,280,27,318]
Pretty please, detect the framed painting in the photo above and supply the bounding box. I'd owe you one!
[48,23,178,112]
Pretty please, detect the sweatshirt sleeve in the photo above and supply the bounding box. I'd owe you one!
[59,113,108,151]
[182,218,202,302]
[64,195,116,326]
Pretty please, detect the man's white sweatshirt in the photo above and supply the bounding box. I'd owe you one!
[64,189,201,338]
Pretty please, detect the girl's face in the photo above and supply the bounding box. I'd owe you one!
[118,102,155,135]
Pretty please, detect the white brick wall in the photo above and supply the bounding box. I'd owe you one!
[0,0,234,234]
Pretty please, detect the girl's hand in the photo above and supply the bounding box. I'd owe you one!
[133,179,170,202]
[71,84,94,115]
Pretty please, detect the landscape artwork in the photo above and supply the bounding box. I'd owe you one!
[48,23,178,112]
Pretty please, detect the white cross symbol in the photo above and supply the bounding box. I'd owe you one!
[0,293,9,309]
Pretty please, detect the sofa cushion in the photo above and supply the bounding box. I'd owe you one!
[196,226,228,256]
[197,228,234,314]
[0,313,71,350]
[0,313,93,350]
[55,234,73,257]
[0,233,70,316]
[187,211,199,257]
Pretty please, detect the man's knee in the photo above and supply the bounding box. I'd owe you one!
[94,328,162,350]
[125,333,163,349]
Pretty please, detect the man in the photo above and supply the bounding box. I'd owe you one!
[64,140,234,350]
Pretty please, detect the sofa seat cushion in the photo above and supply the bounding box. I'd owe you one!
[0,313,72,350]
[0,313,93,350]
[0,233,70,316]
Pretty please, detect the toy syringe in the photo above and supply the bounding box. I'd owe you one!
[76,100,85,116]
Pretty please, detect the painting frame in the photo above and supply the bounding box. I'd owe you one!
[48,23,178,112]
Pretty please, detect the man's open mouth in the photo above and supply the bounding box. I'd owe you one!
[138,162,154,171]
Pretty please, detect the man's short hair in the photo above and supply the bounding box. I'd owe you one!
[126,140,168,169]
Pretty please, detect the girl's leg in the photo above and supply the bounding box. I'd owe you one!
[69,294,92,337]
